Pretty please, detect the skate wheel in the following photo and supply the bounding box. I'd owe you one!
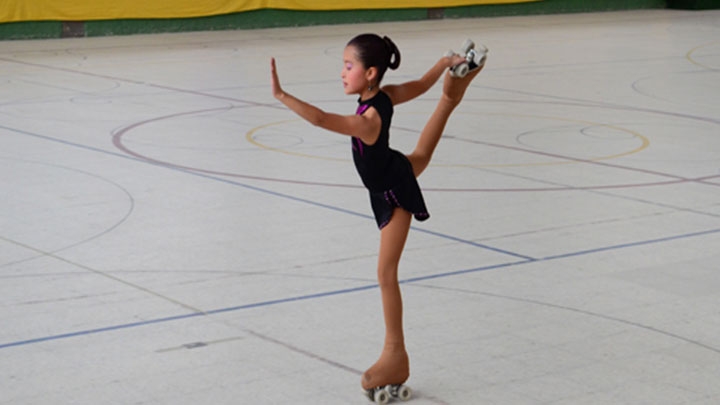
[452,62,469,78]
[396,385,412,401]
[374,388,390,404]
[461,38,475,54]
[363,388,374,401]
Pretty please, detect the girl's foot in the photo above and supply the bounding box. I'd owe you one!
[441,67,481,107]
[361,347,410,390]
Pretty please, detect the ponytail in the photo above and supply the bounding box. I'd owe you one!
[383,36,401,70]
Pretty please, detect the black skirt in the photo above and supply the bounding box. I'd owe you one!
[367,156,430,229]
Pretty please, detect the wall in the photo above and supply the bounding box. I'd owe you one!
[0,0,716,41]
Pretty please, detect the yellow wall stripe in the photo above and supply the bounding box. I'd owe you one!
[2,0,537,23]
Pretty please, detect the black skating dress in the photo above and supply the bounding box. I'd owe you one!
[352,90,430,229]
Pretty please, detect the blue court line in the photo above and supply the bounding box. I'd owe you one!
[401,260,528,284]
[4,124,719,350]
[1,123,529,257]
[0,261,530,350]
[413,228,535,261]
[2,226,719,350]
[0,284,377,350]
[0,124,141,161]
[0,314,201,350]
[542,227,720,261]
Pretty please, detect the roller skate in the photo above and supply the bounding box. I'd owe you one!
[363,384,412,404]
[447,39,488,78]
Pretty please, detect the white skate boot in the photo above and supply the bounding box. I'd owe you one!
[448,39,488,78]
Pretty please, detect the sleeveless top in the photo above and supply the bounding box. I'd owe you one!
[352,91,429,229]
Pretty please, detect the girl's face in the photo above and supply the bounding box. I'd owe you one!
[341,46,372,96]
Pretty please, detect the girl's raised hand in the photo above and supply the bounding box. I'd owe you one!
[270,57,284,100]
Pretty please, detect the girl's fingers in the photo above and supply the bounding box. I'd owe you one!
[270,57,283,98]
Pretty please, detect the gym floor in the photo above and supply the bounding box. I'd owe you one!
[1,9,719,404]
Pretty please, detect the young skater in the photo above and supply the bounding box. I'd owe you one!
[270,34,482,395]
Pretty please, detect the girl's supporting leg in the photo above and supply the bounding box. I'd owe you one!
[407,68,481,177]
[362,207,413,390]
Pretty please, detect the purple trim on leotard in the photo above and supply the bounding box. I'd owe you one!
[353,104,370,157]
[377,189,430,229]
[386,190,400,207]
[352,137,364,157]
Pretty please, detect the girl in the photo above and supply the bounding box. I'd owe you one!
[270,34,482,393]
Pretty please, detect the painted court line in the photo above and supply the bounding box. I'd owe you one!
[2,226,718,350]
[3,115,718,351]
[542,227,720,261]
[1,123,522,255]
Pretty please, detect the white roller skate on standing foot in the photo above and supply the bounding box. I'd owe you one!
[447,39,488,78]
[363,384,412,404]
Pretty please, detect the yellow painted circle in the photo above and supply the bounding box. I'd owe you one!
[686,41,720,71]
[246,112,650,168]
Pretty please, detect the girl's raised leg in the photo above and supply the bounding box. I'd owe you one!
[407,67,481,177]
[362,208,413,390]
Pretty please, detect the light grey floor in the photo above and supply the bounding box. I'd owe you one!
[1,9,719,404]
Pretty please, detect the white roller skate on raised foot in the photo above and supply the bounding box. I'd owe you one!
[363,384,412,404]
[447,39,488,78]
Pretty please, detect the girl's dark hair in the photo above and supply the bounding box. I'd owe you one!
[347,33,401,85]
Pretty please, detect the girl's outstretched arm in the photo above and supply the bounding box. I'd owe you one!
[270,58,381,144]
[382,54,466,106]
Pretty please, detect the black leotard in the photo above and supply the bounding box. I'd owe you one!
[352,91,429,229]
